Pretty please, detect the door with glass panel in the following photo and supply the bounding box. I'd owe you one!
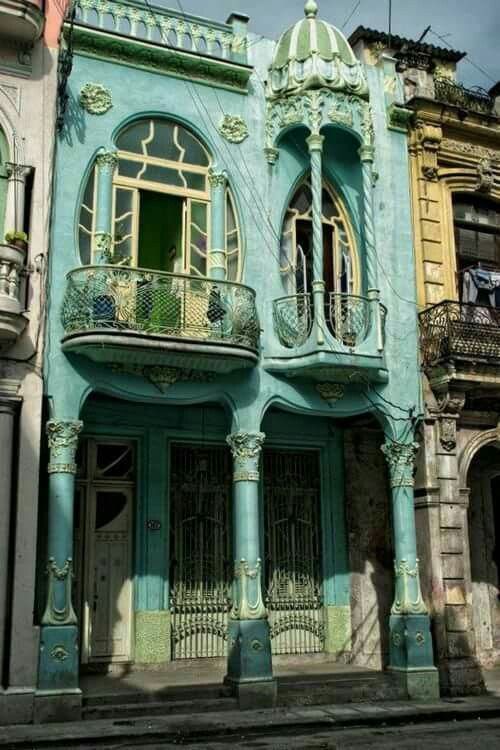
[263,448,325,655]
[169,443,232,659]
[76,440,135,664]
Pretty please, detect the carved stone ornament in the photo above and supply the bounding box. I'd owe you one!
[219,114,249,143]
[46,420,83,459]
[381,440,419,488]
[392,558,428,616]
[477,158,494,193]
[226,431,265,461]
[439,416,457,452]
[440,138,500,164]
[316,382,345,402]
[435,390,466,415]
[95,149,119,172]
[208,168,227,188]
[79,83,113,115]
[230,558,268,620]
[94,232,113,263]
[42,557,77,626]
[50,644,69,662]
[112,364,215,393]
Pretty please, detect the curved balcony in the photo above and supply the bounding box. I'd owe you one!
[0,243,27,350]
[61,266,260,373]
[0,0,44,45]
[267,292,387,383]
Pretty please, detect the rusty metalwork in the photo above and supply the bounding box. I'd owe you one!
[434,77,494,115]
[419,300,500,368]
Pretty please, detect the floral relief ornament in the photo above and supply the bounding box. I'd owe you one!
[219,114,249,143]
[79,83,113,115]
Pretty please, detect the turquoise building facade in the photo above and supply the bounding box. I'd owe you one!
[39,0,439,718]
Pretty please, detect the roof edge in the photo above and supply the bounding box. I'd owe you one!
[348,25,466,63]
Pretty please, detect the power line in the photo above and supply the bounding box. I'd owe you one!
[342,0,361,30]
[429,29,497,85]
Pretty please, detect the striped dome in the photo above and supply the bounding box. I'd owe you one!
[268,1,367,99]
[273,1,357,69]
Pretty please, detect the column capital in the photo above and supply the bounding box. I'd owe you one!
[227,431,265,482]
[306,133,325,152]
[5,163,31,182]
[96,148,118,172]
[358,144,375,163]
[381,439,419,488]
[208,168,227,188]
[46,419,83,462]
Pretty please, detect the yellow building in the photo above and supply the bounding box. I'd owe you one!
[350,27,500,696]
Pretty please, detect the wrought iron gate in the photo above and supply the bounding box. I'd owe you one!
[264,449,325,655]
[170,444,232,659]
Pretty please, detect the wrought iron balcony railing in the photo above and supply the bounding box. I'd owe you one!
[419,300,500,368]
[273,292,384,350]
[61,265,260,351]
[434,77,494,116]
[73,0,248,65]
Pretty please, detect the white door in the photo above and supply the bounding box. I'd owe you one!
[82,485,133,663]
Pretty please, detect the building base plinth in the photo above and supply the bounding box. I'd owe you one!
[38,625,79,692]
[438,657,486,697]
[390,667,440,701]
[0,689,35,725]
[33,690,82,723]
[225,618,276,708]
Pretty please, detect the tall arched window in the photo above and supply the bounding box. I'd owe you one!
[0,127,9,241]
[280,178,358,295]
[78,119,242,280]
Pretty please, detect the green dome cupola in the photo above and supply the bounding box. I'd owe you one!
[267,0,367,99]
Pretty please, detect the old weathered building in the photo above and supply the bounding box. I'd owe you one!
[350,26,500,696]
[0,0,61,725]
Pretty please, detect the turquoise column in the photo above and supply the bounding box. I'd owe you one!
[93,148,118,264]
[225,431,276,708]
[359,144,383,349]
[38,419,83,692]
[307,133,326,346]
[381,435,439,699]
[208,169,227,281]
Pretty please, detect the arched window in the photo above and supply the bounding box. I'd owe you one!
[78,119,242,280]
[0,127,9,241]
[454,195,500,304]
[280,178,358,295]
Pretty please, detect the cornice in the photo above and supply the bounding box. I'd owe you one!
[406,96,500,144]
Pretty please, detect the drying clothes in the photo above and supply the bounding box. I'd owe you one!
[462,268,500,306]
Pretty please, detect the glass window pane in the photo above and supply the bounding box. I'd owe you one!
[116,121,151,154]
[95,443,134,479]
[95,491,127,530]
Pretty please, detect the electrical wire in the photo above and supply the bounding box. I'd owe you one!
[429,29,497,86]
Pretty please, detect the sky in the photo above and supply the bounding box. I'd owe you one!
[157,0,500,90]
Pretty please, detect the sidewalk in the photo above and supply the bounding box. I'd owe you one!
[2,694,500,749]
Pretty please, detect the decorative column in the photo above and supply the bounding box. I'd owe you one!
[208,169,227,281]
[93,149,118,264]
[5,163,31,235]
[306,133,326,346]
[0,399,16,686]
[225,431,276,708]
[382,436,439,700]
[38,419,83,693]
[358,144,383,349]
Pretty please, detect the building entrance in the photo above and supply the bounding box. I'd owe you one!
[263,449,325,655]
[75,440,135,665]
[169,443,232,659]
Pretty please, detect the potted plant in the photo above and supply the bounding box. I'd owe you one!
[5,230,28,253]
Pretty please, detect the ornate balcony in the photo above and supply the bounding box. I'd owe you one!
[70,0,252,92]
[61,266,260,373]
[420,300,500,393]
[266,292,387,383]
[433,77,494,116]
[0,243,27,349]
[0,0,44,45]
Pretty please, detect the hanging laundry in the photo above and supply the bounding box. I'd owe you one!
[462,268,500,306]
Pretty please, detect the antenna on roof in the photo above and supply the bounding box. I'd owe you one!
[417,25,432,44]
[388,0,392,48]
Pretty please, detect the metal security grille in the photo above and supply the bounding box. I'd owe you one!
[170,444,232,659]
[264,449,325,655]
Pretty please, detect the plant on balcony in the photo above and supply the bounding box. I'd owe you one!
[5,230,28,252]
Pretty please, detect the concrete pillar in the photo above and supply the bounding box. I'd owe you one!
[225,431,276,708]
[0,400,16,686]
[306,133,326,346]
[382,434,440,699]
[93,149,118,264]
[208,170,227,281]
[4,164,31,236]
[37,419,82,720]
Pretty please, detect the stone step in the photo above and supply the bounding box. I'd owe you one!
[83,696,238,720]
